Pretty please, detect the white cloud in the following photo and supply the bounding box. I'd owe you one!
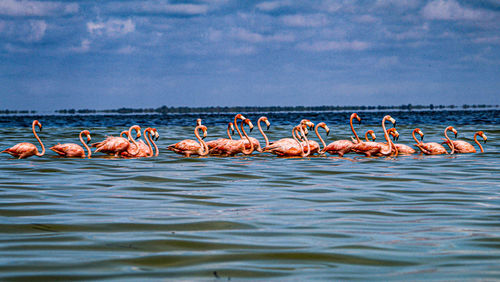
[107,2,209,16]
[228,46,256,55]
[230,28,264,43]
[281,14,328,27]
[0,0,78,17]
[0,19,47,42]
[473,36,500,44]
[385,23,429,40]
[117,45,136,54]
[422,0,492,20]
[70,39,90,53]
[298,40,370,52]
[375,0,420,10]
[256,1,291,12]
[87,19,135,37]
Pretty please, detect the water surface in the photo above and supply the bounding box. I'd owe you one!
[0,110,499,280]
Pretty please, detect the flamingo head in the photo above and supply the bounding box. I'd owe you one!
[228,122,235,135]
[131,125,142,140]
[317,122,330,136]
[446,126,458,138]
[199,125,208,139]
[300,119,314,130]
[384,115,396,127]
[477,131,487,143]
[153,128,159,141]
[367,130,376,141]
[351,113,361,125]
[244,119,254,132]
[33,120,42,131]
[82,130,91,144]
[261,117,271,130]
[235,114,246,120]
[387,128,399,141]
[300,124,310,136]
[196,119,202,126]
[414,128,424,141]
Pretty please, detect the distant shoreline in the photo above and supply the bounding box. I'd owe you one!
[1,104,498,115]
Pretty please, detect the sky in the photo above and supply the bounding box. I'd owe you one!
[0,0,499,111]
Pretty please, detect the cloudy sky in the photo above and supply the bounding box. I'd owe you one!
[1,0,499,110]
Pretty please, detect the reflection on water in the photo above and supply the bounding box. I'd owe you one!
[0,110,499,280]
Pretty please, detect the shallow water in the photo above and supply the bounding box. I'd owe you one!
[0,110,499,280]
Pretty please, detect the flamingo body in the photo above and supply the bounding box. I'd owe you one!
[168,139,204,157]
[93,136,131,156]
[322,140,354,157]
[417,142,448,155]
[50,143,85,158]
[394,143,416,154]
[2,143,40,159]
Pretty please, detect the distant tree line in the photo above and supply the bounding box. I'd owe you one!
[53,104,499,114]
[0,110,36,114]
[1,104,497,115]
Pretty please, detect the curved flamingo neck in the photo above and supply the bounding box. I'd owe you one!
[194,126,209,156]
[365,131,375,142]
[128,126,140,156]
[315,124,326,151]
[412,129,421,145]
[350,115,360,143]
[151,131,159,157]
[474,132,484,153]
[143,128,153,157]
[79,131,91,158]
[240,120,254,155]
[292,127,304,156]
[32,122,45,156]
[234,115,243,138]
[227,123,233,140]
[258,117,269,147]
[444,127,455,154]
[380,117,393,156]
[294,126,310,157]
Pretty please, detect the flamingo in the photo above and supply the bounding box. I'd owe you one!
[1,120,45,159]
[167,125,208,157]
[50,130,92,158]
[92,125,141,157]
[443,130,487,153]
[206,122,235,151]
[387,128,416,155]
[321,113,361,157]
[264,125,311,157]
[208,119,254,156]
[351,130,377,143]
[264,119,313,152]
[121,127,158,158]
[351,115,396,157]
[304,122,330,155]
[232,114,262,152]
[414,126,456,155]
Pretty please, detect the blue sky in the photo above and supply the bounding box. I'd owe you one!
[0,0,499,110]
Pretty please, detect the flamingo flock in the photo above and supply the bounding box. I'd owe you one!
[0,113,488,159]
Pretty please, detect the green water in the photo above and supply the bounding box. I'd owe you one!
[0,119,499,280]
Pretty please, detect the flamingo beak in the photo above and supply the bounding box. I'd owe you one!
[326,130,330,136]
[454,133,457,138]
[249,127,253,133]
[87,136,91,144]
[421,134,424,141]
[267,125,270,130]
[396,135,399,141]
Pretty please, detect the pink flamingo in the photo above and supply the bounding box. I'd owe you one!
[351,130,377,143]
[208,119,254,156]
[414,126,456,155]
[443,130,487,153]
[304,122,330,155]
[387,128,416,155]
[321,113,362,157]
[233,114,261,152]
[92,125,141,157]
[351,115,396,157]
[1,120,45,159]
[167,125,209,157]
[206,122,235,151]
[264,119,313,151]
[265,125,311,157]
[121,127,158,158]
[50,130,92,158]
